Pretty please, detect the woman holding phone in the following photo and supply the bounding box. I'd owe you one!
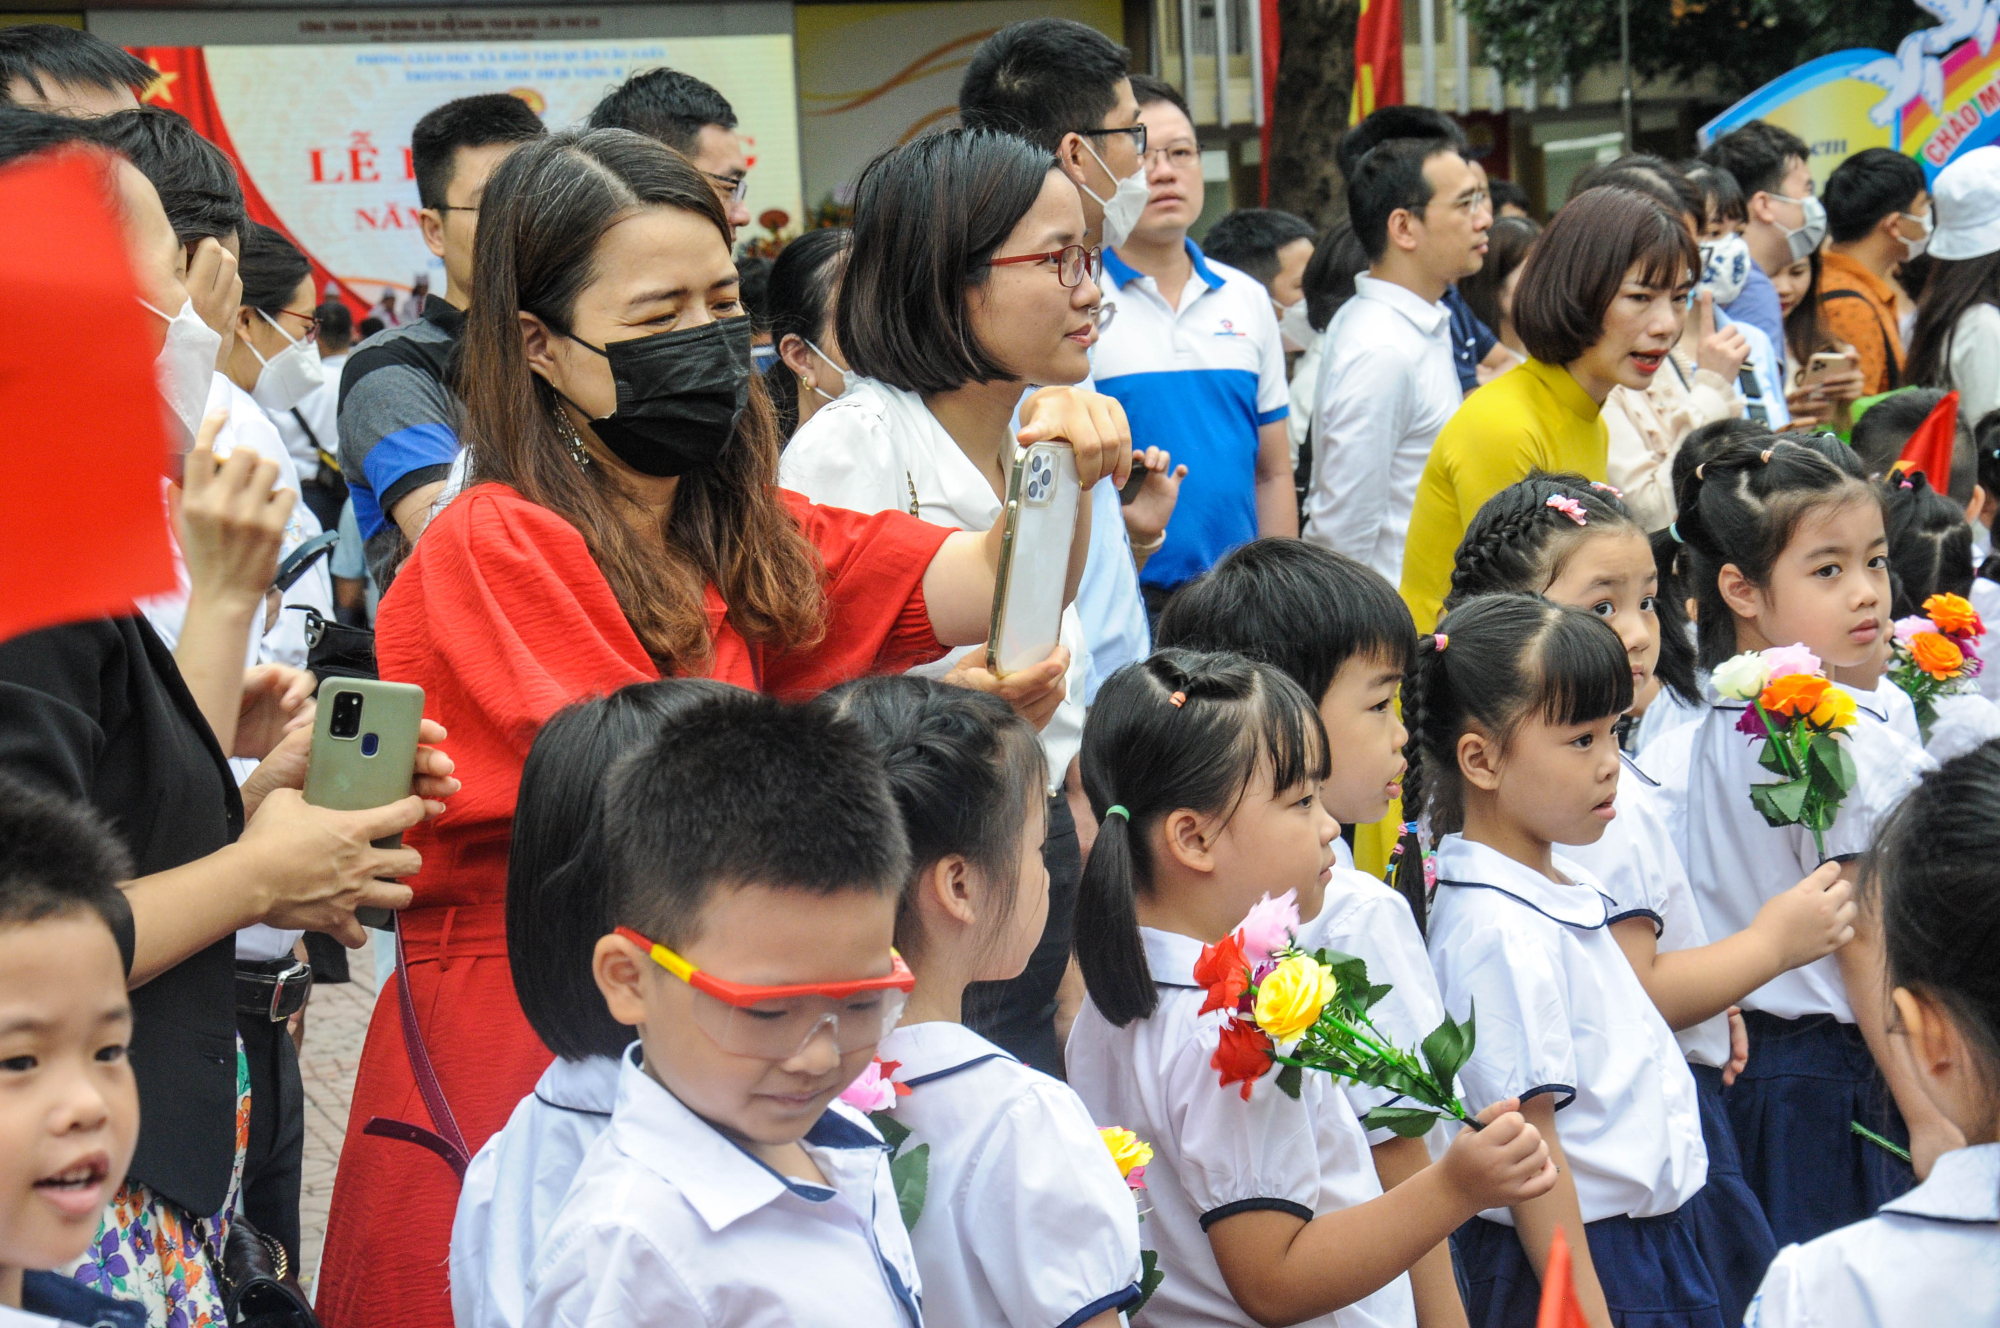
[314,126,1130,1328]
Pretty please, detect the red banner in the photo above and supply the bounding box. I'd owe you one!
[130,47,371,320]
[1260,0,1279,203]
[1351,0,1405,125]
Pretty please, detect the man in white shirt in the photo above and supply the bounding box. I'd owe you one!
[1306,137,1489,585]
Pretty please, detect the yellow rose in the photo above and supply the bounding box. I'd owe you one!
[1807,685,1858,731]
[1252,954,1337,1044]
[1099,1126,1153,1179]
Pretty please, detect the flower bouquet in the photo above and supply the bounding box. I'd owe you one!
[1887,593,1985,744]
[1196,892,1477,1138]
[1712,645,1858,860]
[1099,1128,1165,1311]
[841,1059,927,1230]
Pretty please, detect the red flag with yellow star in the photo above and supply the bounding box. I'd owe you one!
[1351,0,1405,125]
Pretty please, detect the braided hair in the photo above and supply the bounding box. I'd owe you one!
[1672,432,1876,669]
[1076,649,1329,1026]
[1393,595,1633,929]
[1882,470,1975,618]
[816,675,1046,964]
[1445,472,1697,708]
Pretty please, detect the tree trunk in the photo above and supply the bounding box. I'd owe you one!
[1267,0,1361,229]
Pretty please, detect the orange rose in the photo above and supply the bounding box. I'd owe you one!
[1212,1019,1275,1100]
[1924,593,1983,639]
[1758,672,1831,718]
[1910,631,1966,680]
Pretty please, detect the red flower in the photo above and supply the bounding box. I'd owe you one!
[1212,1019,1275,1100]
[1193,931,1251,1016]
[878,1060,912,1097]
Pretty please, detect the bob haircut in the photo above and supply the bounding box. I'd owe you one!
[1155,537,1416,705]
[460,128,825,675]
[508,678,738,1062]
[838,127,1061,396]
[1511,186,1700,367]
[1076,649,1329,1026]
[1395,594,1633,927]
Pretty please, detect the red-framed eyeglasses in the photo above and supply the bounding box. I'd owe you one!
[989,244,1103,289]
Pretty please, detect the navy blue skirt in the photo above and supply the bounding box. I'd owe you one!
[1684,1064,1776,1328]
[1725,1011,1915,1248]
[1454,1206,1724,1328]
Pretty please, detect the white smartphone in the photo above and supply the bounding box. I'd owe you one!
[986,441,1081,677]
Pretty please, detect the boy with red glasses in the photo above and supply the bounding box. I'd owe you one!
[525,693,923,1327]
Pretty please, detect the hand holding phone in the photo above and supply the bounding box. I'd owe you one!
[303,677,427,929]
[987,442,1081,677]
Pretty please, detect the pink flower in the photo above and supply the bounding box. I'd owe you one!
[1545,495,1589,526]
[1762,644,1822,681]
[839,1058,908,1113]
[1125,1164,1147,1191]
[1894,615,1934,646]
[1238,891,1300,964]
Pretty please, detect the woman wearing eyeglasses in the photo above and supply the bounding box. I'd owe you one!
[779,126,1123,1078]
[313,126,1129,1328]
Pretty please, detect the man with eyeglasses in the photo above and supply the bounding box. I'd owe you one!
[338,93,545,591]
[589,67,752,231]
[1089,76,1295,618]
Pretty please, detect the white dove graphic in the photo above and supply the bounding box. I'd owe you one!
[1852,0,2000,126]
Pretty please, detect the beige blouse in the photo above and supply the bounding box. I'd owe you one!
[1603,343,1742,532]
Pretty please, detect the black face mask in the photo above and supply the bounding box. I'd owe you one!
[559,316,752,477]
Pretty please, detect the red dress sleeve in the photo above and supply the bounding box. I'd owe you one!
[759,491,954,699]
[375,484,658,907]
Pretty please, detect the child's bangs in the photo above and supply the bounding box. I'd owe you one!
[1529,611,1635,728]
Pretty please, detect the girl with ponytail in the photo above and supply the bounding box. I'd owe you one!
[1637,433,1947,1253]
[1066,649,1557,1328]
[1878,472,2000,762]
[1444,473,1858,1325]
[1409,593,1717,1328]
[818,676,1144,1328]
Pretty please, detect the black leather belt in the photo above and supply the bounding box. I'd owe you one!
[235,958,313,1022]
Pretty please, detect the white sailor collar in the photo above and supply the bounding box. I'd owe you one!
[1700,674,1892,724]
[1431,834,1612,930]
[880,1021,1019,1088]
[1878,1142,2000,1223]
[533,1052,621,1118]
[1140,926,1212,989]
[606,1044,888,1234]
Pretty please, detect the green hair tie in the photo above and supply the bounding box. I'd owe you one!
[1104,805,1129,822]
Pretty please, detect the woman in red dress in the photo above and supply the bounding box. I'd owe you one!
[313,129,1127,1327]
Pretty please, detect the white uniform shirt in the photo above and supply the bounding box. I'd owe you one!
[525,1047,922,1328]
[873,1022,1142,1328]
[1849,679,1920,744]
[1425,835,1708,1225]
[1631,682,1705,757]
[1637,684,1932,1022]
[1972,574,2000,704]
[451,1055,619,1328]
[1066,928,1416,1328]
[780,377,1088,791]
[1558,754,1732,1068]
[1304,276,1462,586]
[1923,689,2000,762]
[1295,868,1451,1144]
[1745,1141,2000,1328]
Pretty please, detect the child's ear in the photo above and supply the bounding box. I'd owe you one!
[1714,561,1764,624]
[923,854,979,929]
[592,932,651,1028]
[1892,986,1963,1086]
[1159,807,1218,874]
[1457,727,1503,793]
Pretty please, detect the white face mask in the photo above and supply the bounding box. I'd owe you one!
[1277,298,1315,352]
[1772,192,1828,262]
[247,308,327,412]
[802,337,855,402]
[1900,209,1933,261]
[1698,232,1753,306]
[1079,139,1151,250]
[139,297,223,451]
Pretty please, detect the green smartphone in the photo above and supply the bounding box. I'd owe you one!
[303,677,426,931]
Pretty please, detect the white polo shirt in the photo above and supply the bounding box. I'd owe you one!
[451,1055,619,1328]
[1745,1142,2000,1328]
[1425,835,1708,1225]
[1092,241,1290,592]
[525,1047,922,1328]
[780,376,1088,792]
[1557,753,1731,1068]
[1295,868,1452,1145]
[1066,927,1416,1328]
[1637,684,1932,1022]
[1304,275,1462,586]
[872,1021,1142,1328]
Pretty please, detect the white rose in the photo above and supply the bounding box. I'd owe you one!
[1712,651,1772,701]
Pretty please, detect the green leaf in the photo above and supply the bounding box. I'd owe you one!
[891,1142,929,1230]
[1750,777,1811,827]
[1361,1104,1444,1137]
[1275,1062,1303,1100]
[1360,982,1395,1013]
[1756,736,1792,777]
[870,1111,911,1153]
[1318,948,1371,1004]
[1132,1250,1165,1315]
[1421,1012,1471,1091]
